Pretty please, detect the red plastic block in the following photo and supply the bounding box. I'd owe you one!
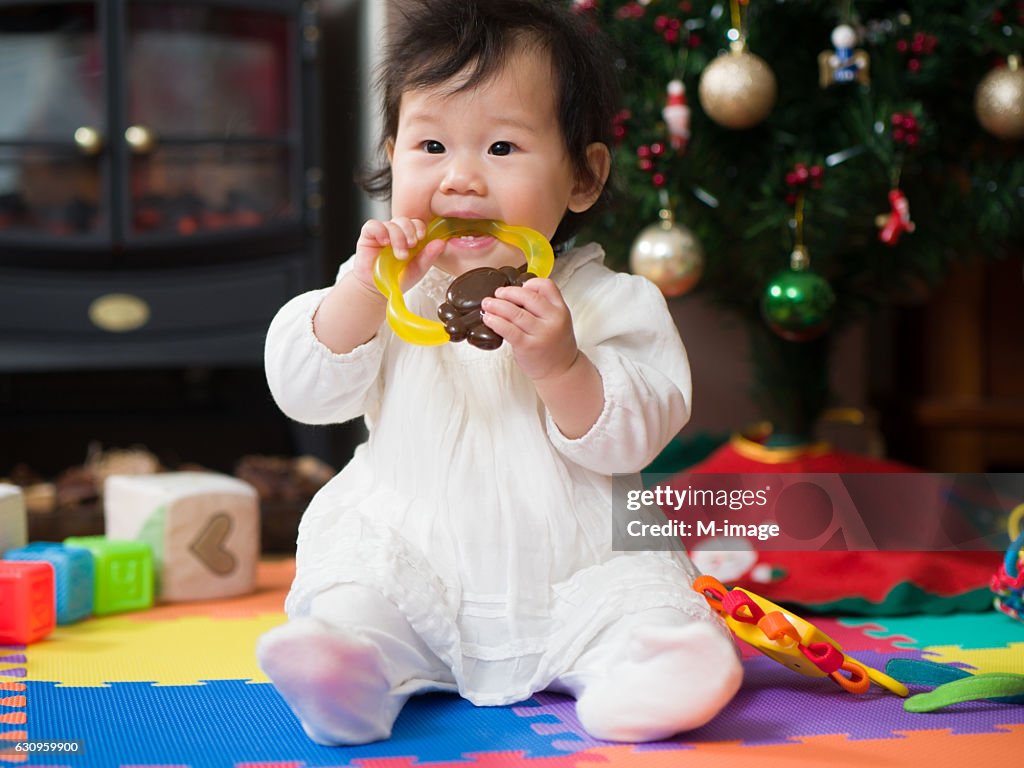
[0,561,56,644]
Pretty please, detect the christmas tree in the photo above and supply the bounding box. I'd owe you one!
[572,0,1024,439]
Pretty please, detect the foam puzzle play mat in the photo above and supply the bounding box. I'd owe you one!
[2,558,1021,768]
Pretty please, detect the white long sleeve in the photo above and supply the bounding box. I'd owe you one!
[544,257,691,475]
[264,271,389,426]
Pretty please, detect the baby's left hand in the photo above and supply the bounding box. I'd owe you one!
[481,279,579,381]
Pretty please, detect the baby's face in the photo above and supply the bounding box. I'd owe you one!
[388,46,582,276]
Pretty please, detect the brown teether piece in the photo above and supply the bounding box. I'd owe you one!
[438,265,536,350]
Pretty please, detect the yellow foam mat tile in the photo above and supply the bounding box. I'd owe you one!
[921,643,1024,675]
[26,613,286,687]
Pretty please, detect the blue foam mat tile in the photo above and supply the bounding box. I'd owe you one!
[25,681,574,768]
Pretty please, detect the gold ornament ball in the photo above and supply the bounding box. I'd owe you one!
[975,57,1024,140]
[698,50,777,129]
[629,220,704,297]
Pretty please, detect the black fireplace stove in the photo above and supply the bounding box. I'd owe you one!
[0,0,354,482]
[0,0,322,369]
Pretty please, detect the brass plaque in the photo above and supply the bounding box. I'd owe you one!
[88,293,151,333]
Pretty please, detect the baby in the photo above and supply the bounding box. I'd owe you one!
[258,0,741,745]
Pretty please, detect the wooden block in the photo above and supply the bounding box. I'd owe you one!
[103,472,259,602]
[0,484,27,557]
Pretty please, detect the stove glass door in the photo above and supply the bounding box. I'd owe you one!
[124,2,295,240]
[0,3,105,241]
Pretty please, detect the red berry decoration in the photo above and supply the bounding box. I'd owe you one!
[636,142,670,187]
[890,111,921,148]
[615,2,646,20]
[612,110,631,145]
[896,30,938,73]
[783,161,825,199]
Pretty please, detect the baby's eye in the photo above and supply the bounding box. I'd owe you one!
[489,141,515,156]
[422,140,445,154]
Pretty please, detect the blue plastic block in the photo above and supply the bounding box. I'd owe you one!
[4,541,95,624]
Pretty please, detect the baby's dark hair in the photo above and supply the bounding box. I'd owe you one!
[360,0,620,248]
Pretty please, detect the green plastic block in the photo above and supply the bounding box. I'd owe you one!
[63,536,154,615]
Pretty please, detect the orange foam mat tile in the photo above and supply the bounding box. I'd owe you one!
[123,559,294,622]
[580,724,1024,767]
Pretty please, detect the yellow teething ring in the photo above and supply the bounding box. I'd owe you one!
[373,217,554,345]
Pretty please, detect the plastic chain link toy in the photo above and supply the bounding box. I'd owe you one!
[693,575,909,697]
[991,503,1024,622]
[373,217,554,345]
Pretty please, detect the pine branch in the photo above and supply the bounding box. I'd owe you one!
[574,0,1024,435]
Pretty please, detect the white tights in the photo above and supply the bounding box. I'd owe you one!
[257,584,741,745]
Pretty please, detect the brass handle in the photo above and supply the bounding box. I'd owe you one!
[88,293,151,333]
[74,126,104,156]
[124,125,157,154]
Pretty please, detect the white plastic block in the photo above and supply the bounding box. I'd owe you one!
[0,484,27,556]
[104,472,259,602]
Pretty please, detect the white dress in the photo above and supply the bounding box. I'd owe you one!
[265,242,711,706]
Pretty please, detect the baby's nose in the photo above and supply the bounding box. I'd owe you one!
[440,154,486,195]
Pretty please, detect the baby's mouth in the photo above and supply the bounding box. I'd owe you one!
[449,233,497,249]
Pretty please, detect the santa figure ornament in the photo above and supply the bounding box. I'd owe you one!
[663,79,691,152]
[875,188,916,245]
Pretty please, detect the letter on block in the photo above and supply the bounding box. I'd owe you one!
[63,536,154,615]
[0,484,27,557]
[4,542,94,624]
[104,472,259,602]
[0,561,56,644]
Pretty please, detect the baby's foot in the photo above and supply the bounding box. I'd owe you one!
[257,617,404,745]
[575,619,742,742]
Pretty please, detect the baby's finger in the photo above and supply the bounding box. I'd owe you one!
[480,311,524,346]
[400,239,446,290]
[405,238,444,277]
[393,217,424,248]
[493,284,554,319]
[482,296,540,334]
[383,219,418,260]
[357,219,392,248]
[519,278,566,307]
[419,238,446,267]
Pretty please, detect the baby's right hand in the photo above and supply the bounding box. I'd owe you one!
[351,217,446,296]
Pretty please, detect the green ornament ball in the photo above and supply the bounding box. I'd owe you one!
[761,268,836,342]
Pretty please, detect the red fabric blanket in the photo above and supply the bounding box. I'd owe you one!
[680,435,1001,615]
